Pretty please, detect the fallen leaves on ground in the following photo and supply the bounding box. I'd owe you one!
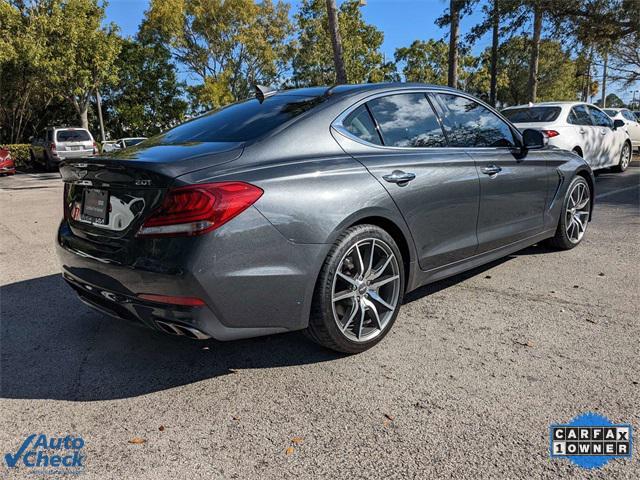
[285,446,295,455]
[128,437,146,444]
[291,436,304,445]
[158,425,165,432]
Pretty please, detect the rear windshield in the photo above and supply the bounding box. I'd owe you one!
[124,138,145,147]
[501,107,561,123]
[155,95,325,144]
[57,130,91,142]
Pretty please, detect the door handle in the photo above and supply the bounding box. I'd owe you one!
[579,129,586,135]
[481,164,502,176]
[382,170,416,185]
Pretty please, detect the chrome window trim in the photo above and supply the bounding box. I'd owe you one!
[331,87,521,152]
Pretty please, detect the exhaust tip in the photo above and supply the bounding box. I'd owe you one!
[155,320,211,340]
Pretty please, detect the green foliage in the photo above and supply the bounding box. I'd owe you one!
[292,0,395,86]
[0,144,31,168]
[142,0,294,110]
[96,39,188,138]
[471,36,582,106]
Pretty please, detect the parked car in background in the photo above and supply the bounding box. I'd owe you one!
[502,102,632,172]
[0,147,16,175]
[102,137,147,153]
[58,83,594,353]
[633,111,640,121]
[30,127,97,171]
[603,108,640,152]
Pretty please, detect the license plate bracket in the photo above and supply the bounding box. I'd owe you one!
[82,188,109,225]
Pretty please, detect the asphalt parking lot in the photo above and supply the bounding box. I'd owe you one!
[1,163,639,479]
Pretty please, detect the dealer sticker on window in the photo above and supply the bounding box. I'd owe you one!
[550,412,633,469]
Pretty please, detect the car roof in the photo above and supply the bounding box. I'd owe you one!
[274,83,462,100]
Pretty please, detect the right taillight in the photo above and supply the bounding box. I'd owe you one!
[541,130,559,138]
[136,182,263,238]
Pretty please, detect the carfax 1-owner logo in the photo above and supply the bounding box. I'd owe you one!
[550,412,633,469]
[4,434,85,475]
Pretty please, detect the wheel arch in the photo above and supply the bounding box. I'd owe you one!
[574,168,595,220]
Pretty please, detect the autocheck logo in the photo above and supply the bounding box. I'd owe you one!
[4,434,85,474]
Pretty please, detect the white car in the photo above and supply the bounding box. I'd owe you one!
[502,102,632,172]
[603,108,640,152]
[102,137,147,153]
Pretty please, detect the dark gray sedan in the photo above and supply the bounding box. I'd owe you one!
[57,83,594,353]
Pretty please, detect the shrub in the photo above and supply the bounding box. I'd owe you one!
[0,144,31,169]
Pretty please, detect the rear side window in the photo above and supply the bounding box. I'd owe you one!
[502,107,561,123]
[602,109,618,117]
[342,105,382,145]
[567,105,592,126]
[588,106,613,128]
[622,110,636,122]
[57,130,91,142]
[367,93,446,147]
[157,95,325,144]
[432,93,516,147]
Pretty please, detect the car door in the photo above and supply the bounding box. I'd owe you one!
[588,105,618,167]
[332,92,480,271]
[622,110,640,146]
[567,105,597,165]
[430,92,551,253]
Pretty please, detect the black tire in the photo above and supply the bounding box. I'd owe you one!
[43,151,53,172]
[305,224,405,354]
[612,141,631,173]
[545,176,591,250]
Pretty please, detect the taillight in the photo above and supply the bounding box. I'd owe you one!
[541,130,559,138]
[137,182,263,238]
[92,142,98,154]
[50,143,56,151]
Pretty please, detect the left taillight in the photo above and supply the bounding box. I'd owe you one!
[136,182,263,238]
[541,130,560,138]
[92,142,98,155]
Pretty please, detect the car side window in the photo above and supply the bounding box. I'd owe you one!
[588,106,613,128]
[431,93,516,148]
[342,105,382,145]
[568,105,592,126]
[622,110,636,122]
[367,93,447,147]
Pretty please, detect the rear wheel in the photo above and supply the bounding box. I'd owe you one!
[545,176,591,250]
[306,225,404,353]
[613,141,631,173]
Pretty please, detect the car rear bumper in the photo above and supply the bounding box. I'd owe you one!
[56,207,328,341]
[56,150,95,160]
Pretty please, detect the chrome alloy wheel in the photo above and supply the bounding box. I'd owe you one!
[331,238,401,342]
[620,143,631,170]
[565,181,590,244]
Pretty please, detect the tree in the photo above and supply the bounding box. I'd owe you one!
[394,39,450,85]
[96,39,188,139]
[476,36,582,106]
[40,0,121,129]
[325,0,347,83]
[526,0,544,102]
[292,0,394,86]
[142,0,294,110]
[437,0,475,89]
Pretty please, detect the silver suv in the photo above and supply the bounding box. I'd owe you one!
[30,127,97,171]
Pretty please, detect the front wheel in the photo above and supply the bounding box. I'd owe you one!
[306,225,405,353]
[613,142,631,173]
[545,176,591,250]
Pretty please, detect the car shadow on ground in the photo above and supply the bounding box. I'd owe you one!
[0,274,344,402]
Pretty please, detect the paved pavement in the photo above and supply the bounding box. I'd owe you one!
[1,163,639,479]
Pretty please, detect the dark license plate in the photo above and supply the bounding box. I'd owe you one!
[82,188,109,224]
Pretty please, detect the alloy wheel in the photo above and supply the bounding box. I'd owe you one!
[331,238,401,343]
[565,181,590,244]
[621,143,631,170]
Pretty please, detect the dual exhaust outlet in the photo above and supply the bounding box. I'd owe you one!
[155,320,211,340]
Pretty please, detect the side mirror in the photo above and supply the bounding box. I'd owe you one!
[522,128,547,150]
[613,119,625,130]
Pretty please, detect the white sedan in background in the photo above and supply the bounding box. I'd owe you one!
[603,108,640,152]
[502,102,632,172]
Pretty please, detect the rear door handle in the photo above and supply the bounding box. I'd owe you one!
[382,170,416,185]
[579,129,586,135]
[481,164,502,176]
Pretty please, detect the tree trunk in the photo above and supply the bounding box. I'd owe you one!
[527,1,543,103]
[96,88,106,141]
[600,51,608,107]
[326,0,347,84]
[447,0,460,88]
[489,0,499,106]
